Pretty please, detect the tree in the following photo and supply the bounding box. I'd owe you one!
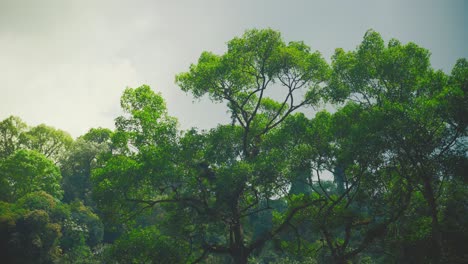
[0,116,73,163]
[303,104,413,263]
[0,191,103,264]
[326,29,467,263]
[0,192,62,264]
[0,116,27,159]
[103,226,186,264]
[61,129,112,205]
[93,29,330,264]
[0,149,63,202]
[22,124,73,163]
[176,30,329,263]
[81,127,113,144]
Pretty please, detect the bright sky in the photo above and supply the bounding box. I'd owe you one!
[1,0,467,137]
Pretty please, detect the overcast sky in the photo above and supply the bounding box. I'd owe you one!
[1,0,467,137]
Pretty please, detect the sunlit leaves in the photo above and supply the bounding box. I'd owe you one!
[115,85,177,149]
[176,28,329,139]
[21,124,73,162]
[0,116,27,158]
[0,150,63,201]
[328,29,432,105]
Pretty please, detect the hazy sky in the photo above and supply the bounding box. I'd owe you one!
[1,0,467,137]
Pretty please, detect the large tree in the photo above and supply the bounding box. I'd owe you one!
[93,29,330,264]
[325,30,467,263]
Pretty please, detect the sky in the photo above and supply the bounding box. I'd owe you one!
[1,0,467,137]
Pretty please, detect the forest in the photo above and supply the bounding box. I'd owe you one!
[0,29,466,264]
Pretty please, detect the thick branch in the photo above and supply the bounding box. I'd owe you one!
[248,198,325,251]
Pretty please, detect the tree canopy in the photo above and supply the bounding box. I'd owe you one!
[0,28,466,264]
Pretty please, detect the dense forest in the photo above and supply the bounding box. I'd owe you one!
[0,29,466,264]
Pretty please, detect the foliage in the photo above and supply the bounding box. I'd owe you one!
[0,116,73,163]
[0,28,466,264]
[103,226,187,264]
[323,29,467,263]
[21,124,73,162]
[61,133,111,205]
[0,149,63,201]
[0,193,62,264]
[94,29,331,264]
[0,116,27,159]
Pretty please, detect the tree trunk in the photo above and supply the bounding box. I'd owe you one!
[422,177,442,263]
[231,246,249,264]
[230,222,249,264]
[230,197,250,264]
[335,258,347,264]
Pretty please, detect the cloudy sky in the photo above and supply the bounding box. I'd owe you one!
[1,0,467,137]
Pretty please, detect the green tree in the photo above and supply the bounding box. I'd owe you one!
[326,30,467,263]
[0,192,63,264]
[81,127,113,144]
[0,116,27,159]
[103,226,186,264]
[93,29,330,264]
[61,129,112,205]
[176,29,329,263]
[0,149,63,201]
[0,191,103,264]
[22,124,73,163]
[0,116,74,163]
